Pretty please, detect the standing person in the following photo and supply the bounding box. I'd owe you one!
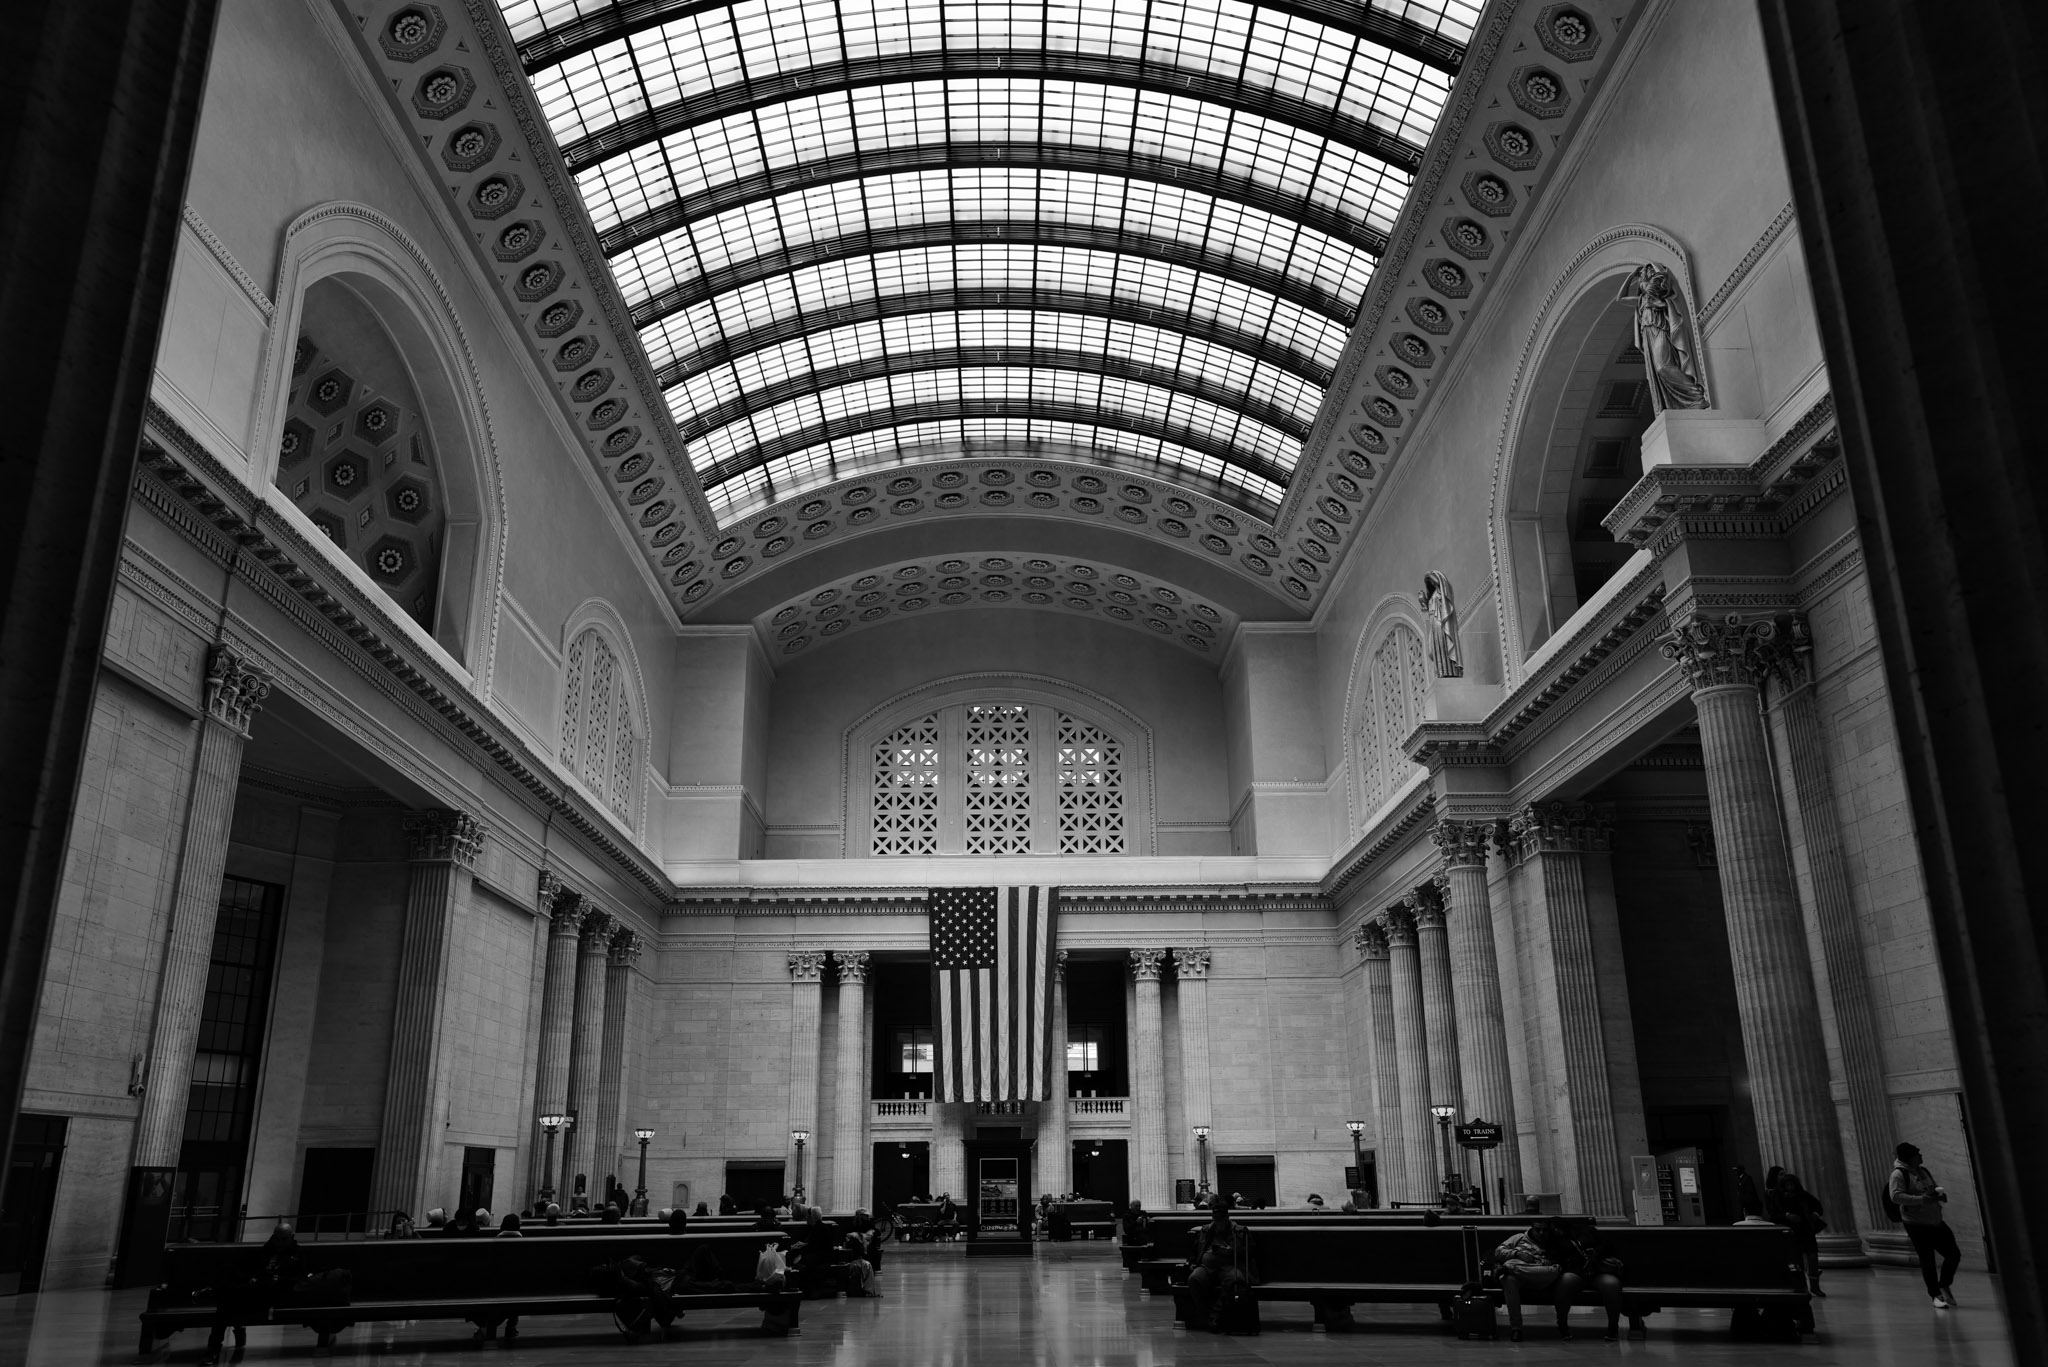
[1889,1141,1963,1308]
[1764,1168,1828,1296]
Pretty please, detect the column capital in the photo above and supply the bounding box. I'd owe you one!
[1658,611,1805,692]
[1129,947,1168,981]
[204,644,272,737]
[1686,819,1719,868]
[1506,800,1612,861]
[607,928,643,966]
[1172,946,1211,979]
[537,867,564,907]
[835,950,871,983]
[1355,922,1388,960]
[788,949,828,982]
[547,889,584,934]
[1431,817,1494,869]
[1054,947,1069,976]
[401,809,485,867]
[1382,907,1417,947]
[578,905,615,946]
[1410,885,1446,933]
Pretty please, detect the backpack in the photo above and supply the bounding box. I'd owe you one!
[1880,1174,1903,1224]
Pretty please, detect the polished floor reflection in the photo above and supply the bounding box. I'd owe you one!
[0,1243,2015,1367]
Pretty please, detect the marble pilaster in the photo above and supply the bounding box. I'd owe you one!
[1431,819,1523,1200]
[1355,923,1407,1208]
[368,808,484,1216]
[1412,888,1464,1129]
[1663,613,1856,1249]
[1130,948,1170,1209]
[831,951,870,1211]
[560,905,614,1206]
[1384,909,1437,1203]
[1039,950,1070,1195]
[591,928,641,1202]
[1173,946,1214,1206]
[528,873,580,1203]
[787,949,827,1200]
[133,646,271,1168]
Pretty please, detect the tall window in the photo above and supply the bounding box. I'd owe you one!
[561,627,639,822]
[868,703,1132,855]
[1356,623,1430,821]
[896,1028,935,1075]
[1066,1025,1104,1073]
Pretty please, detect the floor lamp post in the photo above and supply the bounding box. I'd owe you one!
[537,1114,567,1208]
[792,1129,809,1204]
[1430,1105,1457,1202]
[1193,1126,1211,1202]
[632,1128,654,1216]
[1345,1119,1367,1207]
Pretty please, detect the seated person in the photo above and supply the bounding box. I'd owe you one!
[1305,1193,1329,1212]
[1489,1217,1622,1341]
[1122,1199,1150,1246]
[718,1193,738,1215]
[1184,1195,1256,1334]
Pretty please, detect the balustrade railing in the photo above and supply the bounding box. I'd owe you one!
[871,1099,931,1119]
[1070,1096,1128,1117]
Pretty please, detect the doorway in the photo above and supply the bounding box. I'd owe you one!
[459,1147,496,1220]
[1215,1157,1277,1209]
[723,1161,787,1212]
[298,1147,374,1236]
[873,1141,931,1209]
[0,1115,67,1294]
[1070,1139,1129,1209]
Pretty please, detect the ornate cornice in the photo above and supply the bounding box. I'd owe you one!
[1698,201,1797,326]
[1172,946,1212,979]
[835,949,871,984]
[788,949,829,982]
[1323,783,1437,900]
[1129,947,1169,981]
[402,808,486,866]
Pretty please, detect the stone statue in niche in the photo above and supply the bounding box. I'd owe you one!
[1619,262,1708,411]
[1419,571,1463,678]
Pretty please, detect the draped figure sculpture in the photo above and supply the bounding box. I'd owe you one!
[1618,262,1707,411]
[1420,571,1463,678]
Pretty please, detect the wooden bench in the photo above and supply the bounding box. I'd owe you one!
[1129,1214,1524,1285]
[137,1229,805,1353]
[1154,1222,1812,1338]
[1047,1201,1115,1240]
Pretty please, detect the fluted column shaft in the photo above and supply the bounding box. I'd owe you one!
[1413,896,1463,1121]
[1356,925,1407,1207]
[1130,949,1170,1209]
[1433,821,1523,1200]
[133,646,269,1168]
[1511,803,1626,1217]
[592,930,640,1202]
[831,952,870,1211]
[1770,648,1896,1243]
[561,907,613,1204]
[1174,946,1214,1205]
[1665,614,1853,1241]
[369,809,483,1216]
[931,1103,966,1203]
[1385,911,1437,1203]
[1039,950,1070,1195]
[788,950,826,1200]
[528,879,581,1202]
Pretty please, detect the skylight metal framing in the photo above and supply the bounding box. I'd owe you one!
[505,0,1471,519]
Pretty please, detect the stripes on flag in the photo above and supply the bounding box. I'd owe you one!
[928,886,1058,1103]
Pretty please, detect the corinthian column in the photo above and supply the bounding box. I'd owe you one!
[369,808,484,1216]
[1039,949,1070,1195]
[1174,947,1214,1202]
[1355,923,1408,1207]
[1764,616,1895,1251]
[787,949,827,1201]
[133,646,271,1168]
[1384,909,1437,1203]
[1412,888,1464,1127]
[527,873,580,1203]
[1662,613,1855,1246]
[560,905,614,1205]
[1432,819,1522,1199]
[1508,802,1626,1216]
[831,951,870,1211]
[591,928,641,1204]
[1130,948,1170,1209]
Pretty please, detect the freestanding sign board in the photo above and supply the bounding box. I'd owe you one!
[1456,1121,1504,1150]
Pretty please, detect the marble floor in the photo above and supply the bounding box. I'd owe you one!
[0,1244,2014,1367]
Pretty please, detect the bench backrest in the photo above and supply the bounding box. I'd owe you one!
[1236,1224,1473,1287]
[152,1229,790,1306]
[1145,1212,1526,1250]
[1051,1202,1114,1222]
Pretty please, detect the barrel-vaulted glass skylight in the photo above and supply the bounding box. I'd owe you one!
[502,0,1474,522]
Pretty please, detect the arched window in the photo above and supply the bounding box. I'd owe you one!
[560,627,639,822]
[1356,623,1429,821]
[869,703,1129,856]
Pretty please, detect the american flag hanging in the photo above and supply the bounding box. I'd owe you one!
[928,886,1059,1103]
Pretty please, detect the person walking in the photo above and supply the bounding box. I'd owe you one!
[1889,1141,1963,1308]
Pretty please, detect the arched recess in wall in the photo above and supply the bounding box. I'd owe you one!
[559,600,653,838]
[250,202,507,689]
[1489,225,1708,681]
[842,673,1157,858]
[1341,598,1431,836]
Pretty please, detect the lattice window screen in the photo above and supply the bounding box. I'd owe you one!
[872,713,942,855]
[560,627,638,823]
[1357,623,1430,824]
[1056,713,1126,854]
[963,704,1033,855]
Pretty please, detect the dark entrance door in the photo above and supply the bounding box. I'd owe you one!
[298,1147,374,1236]
[872,1141,930,1209]
[1070,1138,1129,1209]
[961,1139,1031,1240]
[459,1147,496,1221]
[0,1115,67,1294]
[1215,1157,1277,1209]
[723,1161,786,1211]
